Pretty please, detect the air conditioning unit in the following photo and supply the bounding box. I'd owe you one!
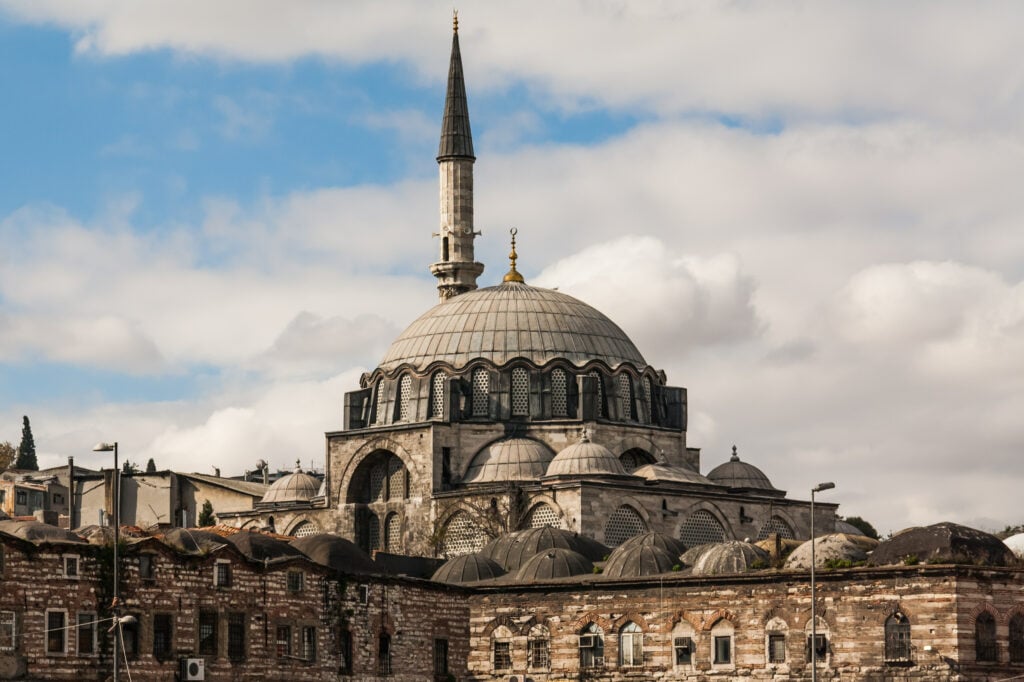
[181,657,205,681]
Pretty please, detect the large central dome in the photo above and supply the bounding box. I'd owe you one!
[378,282,646,372]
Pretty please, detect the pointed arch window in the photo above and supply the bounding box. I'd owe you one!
[977,611,997,662]
[589,371,605,418]
[679,509,726,548]
[619,622,643,667]
[604,505,647,547]
[618,374,634,420]
[551,368,568,417]
[430,371,446,418]
[641,376,653,423]
[384,513,401,553]
[395,374,412,422]
[372,379,384,425]
[884,612,911,662]
[471,368,489,417]
[492,625,513,671]
[757,516,795,540]
[511,367,530,416]
[579,623,604,669]
[528,624,550,669]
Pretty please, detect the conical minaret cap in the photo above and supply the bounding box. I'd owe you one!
[437,14,475,161]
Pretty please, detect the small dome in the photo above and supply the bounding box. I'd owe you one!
[481,527,608,570]
[602,544,677,578]
[546,434,627,478]
[514,548,593,582]
[432,553,506,584]
[707,446,778,492]
[261,464,321,504]
[0,520,87,545]
[290,534,377,575]
[784,534,872,570]
[463,438,554,484]
[161,528,227,553]
[691,541,771,575]
[835,519,869,536]
[868,522,1014,567]
[618,531,687,557]
[223,529,303,562]
[632,463,713,486]
[680,543,713,566]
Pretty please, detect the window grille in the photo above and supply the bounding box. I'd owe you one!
[215,561,232,588]
[642,376,653,423]
[368,514,381,551]
[618,374,633,420]
[434,638,449,679]
[369,462,387,502]
[387,457,406,500]
[680,510,726,548]
[806,633,828,660]
[619,622,643,667]
[524,504,560,529]
[378,634,392,676]
[373,380,384,425]
[976,612,998,662]
[441,511,487,557]
[77,613,96,655]
[292,521,319,538]
[493,640,512,671]
[302,626,317,662]
[398,374,412,421]
[431,372,446,418]
[338,630,353,674]
[0,612,14,653]
[276,625,292,658]
[46,610,66,654]
[227,613,246,660]
[579,624,604,668]
[551,369,568,417]
[152,614,173,658]
[604,505,647,547]
[199,611,218,655]
[673,636,693,665]
[287,571,304,592]
[884,613,911,662]
[589,371,604,417]
[528,626,550,669]
[472,368,489,416]
[63,555,78,578]
[385,513,401,552]
[619,449,652,473]
[511,367,530,416]
[757,516,796,540]
[768,633,786,663]
[1011,614,1024,663]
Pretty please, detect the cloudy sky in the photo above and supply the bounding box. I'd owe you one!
[1,1,1022,536]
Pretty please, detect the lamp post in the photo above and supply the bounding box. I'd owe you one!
[810,481,835,682]
[93,442,119,682]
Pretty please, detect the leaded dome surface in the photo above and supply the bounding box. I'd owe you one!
[546,437,627,478]
[513,547,594,582]
[378,282,645,373]
[261,469,321,504]
[707,447,778,492]
[632,463,714,486]
[462,438,554,484]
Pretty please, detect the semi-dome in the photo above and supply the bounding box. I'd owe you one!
[691,541,771,576]
[462,438,554,484]
[261,464,321,505]
[707,447,778,492]
[432,553,506,584]
[378,282,646,373]
[632,463,714,486]
[481,527,608,570]
[602,543,677,578]
[513,547,593,582]
[546,434,628,478]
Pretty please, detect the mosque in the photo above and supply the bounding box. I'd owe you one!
[229,17,839,559]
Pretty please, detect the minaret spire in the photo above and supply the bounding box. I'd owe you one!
[430,14,484,301]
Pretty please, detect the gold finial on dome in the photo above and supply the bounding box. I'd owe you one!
[503,227,525,283]
[453,9,459,33]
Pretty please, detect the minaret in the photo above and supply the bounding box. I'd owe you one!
[430,12,484,301]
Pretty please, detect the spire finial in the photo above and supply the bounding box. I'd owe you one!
[503,227,525,283]
[731,445,739,462]
[453,9,459,33]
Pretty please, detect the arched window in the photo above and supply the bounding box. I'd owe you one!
[394,373,412,422]
[430,371,446,418]
[604,505,647,547]
[679,509,726,548]
[511,367,530,416]
[711,620,734,666]
[619,448,654,473]
[757,516,796,540]
[673,622,695,668]
[884,612,911,662]
[641,376,653,423]
[765,617,788,664]
[805,616,829,665]
[977,611,997,662]
[619,622,643,667]
[579,623,604,669]
[617,374,634,420]
[471,368,489,417]
[528,624,550,670]
[377,633,392,676]
[372,379,384,425]
[367,514,381,552]
[369,462,387,502]
[347,451,409,505]
[440,511,487,557]
[387,456,407,500]
[384,513,401,553]
[1010,614,1024,663]
[290,521,319,538]
[492,625,513,671]
[522,504,561,530]
[589,371,605,418]
[551,368,568,418]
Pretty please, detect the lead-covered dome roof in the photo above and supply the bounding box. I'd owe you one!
[546,435,628,478]
[463,438,554,484]
[261,466,321,505]
[707,447,779,492]
[378,282,645,373]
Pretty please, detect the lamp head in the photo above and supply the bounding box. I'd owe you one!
[92,442,116,452]
[813,481,836,493]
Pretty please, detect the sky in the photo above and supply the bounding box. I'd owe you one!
[1,1,1023,537]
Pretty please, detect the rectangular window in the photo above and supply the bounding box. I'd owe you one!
[674,636,693,665]
[338,629,352,674]
[276,625,291,658]
[138,554,155,581]
[768,633,786,663]
[46,610,66,654]
[63,555,79,579]
[434,638,449,679]
[77,613,96,655]
[301,626,316,662]
[528,637,549,669]
[358,585,370,604]
[121,615,139,659]
[198,611,218,656]
[53,493,64,505]
[714,635,732,664]
[153,613,172,658]
[493,640,512,670]
[214,561,232,587]
[227,613,246,661]
[287,570,304,592]
[378,634,392,676]
[15,491,25,506]
[0,612,14,652]
[807,634,828,660]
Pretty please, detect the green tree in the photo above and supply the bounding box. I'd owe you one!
[843,515,880,540]
[145,458,157,474]
[14,416,37,470]
[197,499,215,527]
[0,441,15,470]
[122,461,140,475]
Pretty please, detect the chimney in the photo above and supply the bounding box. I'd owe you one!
[67,456,75,530]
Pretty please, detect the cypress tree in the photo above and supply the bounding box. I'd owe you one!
[145,458,157,474]
[15,416,37,470]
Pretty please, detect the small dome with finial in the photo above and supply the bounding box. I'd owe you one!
[707,445,779,492]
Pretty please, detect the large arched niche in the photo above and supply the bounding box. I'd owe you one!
[346,449,410,504]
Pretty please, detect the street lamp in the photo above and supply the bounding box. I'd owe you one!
[810,481,835,682]
[93,441,119,682]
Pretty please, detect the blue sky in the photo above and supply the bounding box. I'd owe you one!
[2,2,1024,535]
